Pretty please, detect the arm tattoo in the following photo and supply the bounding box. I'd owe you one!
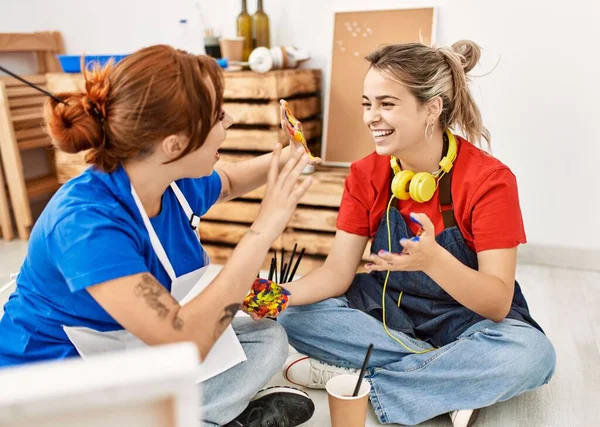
[134,274,184,331]
[215,303,241,339]
[134,274,170,318]
[172,311,184,331]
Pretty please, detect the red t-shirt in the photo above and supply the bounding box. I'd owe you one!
[336,136,527,253]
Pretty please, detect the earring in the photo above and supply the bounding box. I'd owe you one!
[425,121,434,140]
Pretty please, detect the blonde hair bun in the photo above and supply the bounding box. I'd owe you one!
[451,40,481,74]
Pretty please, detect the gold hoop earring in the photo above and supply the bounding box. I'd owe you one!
[425,121,434,140]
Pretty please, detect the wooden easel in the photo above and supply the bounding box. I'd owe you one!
[0,32,64,240]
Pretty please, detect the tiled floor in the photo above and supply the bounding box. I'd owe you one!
[1,240,599,426]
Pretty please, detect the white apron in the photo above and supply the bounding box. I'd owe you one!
[63,182,246,383]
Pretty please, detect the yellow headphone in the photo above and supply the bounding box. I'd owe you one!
[389,129,458,203]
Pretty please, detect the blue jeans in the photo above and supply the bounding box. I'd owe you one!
[200,317,289,426]
[278,296,556,426]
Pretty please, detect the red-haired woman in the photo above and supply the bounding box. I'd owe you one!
[0,45,316,427]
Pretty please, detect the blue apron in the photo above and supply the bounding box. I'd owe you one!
[346,172,543,348]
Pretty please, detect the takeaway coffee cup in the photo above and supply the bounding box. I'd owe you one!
[326,374,371,427]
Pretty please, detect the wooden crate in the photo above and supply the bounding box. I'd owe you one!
[201,165,369,277]
[202,68,347,275]
[210,68,372,273]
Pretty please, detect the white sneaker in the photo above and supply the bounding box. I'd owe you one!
[449,409,480,427]
[283,355,359,389]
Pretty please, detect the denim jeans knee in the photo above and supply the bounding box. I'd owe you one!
[253,319,289,372]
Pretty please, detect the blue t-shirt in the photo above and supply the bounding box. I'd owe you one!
[0,165,222,367]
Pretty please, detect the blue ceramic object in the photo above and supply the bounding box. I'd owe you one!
[57,54,130,73]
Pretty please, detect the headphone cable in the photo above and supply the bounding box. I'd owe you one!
[380,195,437,354]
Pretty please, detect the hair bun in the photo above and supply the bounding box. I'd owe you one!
[44,62,113,155]
[44,93,104,154]
[451,40,481,73]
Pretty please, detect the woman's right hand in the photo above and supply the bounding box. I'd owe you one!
[251,144,312,241]
[279,103,322,165]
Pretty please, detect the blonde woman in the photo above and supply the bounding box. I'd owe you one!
[277,41,556,427]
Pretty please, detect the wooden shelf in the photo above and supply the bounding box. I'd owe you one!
[6,85,49,99]
[203,201,338,233]
[18,136,52,151]
[15,126,47,141]
[12,111,44,130]
[11,106,43,117]
[9,96,46,109]
[222,69,321,100]
[26,175,60,198]
[0,74,46,87]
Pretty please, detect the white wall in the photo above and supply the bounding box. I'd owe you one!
[0,0,283,55]
[1,0,598,253]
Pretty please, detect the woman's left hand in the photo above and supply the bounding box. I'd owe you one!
[365,213,442,273]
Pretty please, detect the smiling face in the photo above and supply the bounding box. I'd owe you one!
[362,68,431,157]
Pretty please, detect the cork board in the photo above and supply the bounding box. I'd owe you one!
[322,8,435,165]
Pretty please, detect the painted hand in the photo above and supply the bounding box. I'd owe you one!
[365,213,442,273]
[279,100,322,165]
[241,278,291,320]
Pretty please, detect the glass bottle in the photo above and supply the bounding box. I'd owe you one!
[252,0,270,49]
[237,0,252,61]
